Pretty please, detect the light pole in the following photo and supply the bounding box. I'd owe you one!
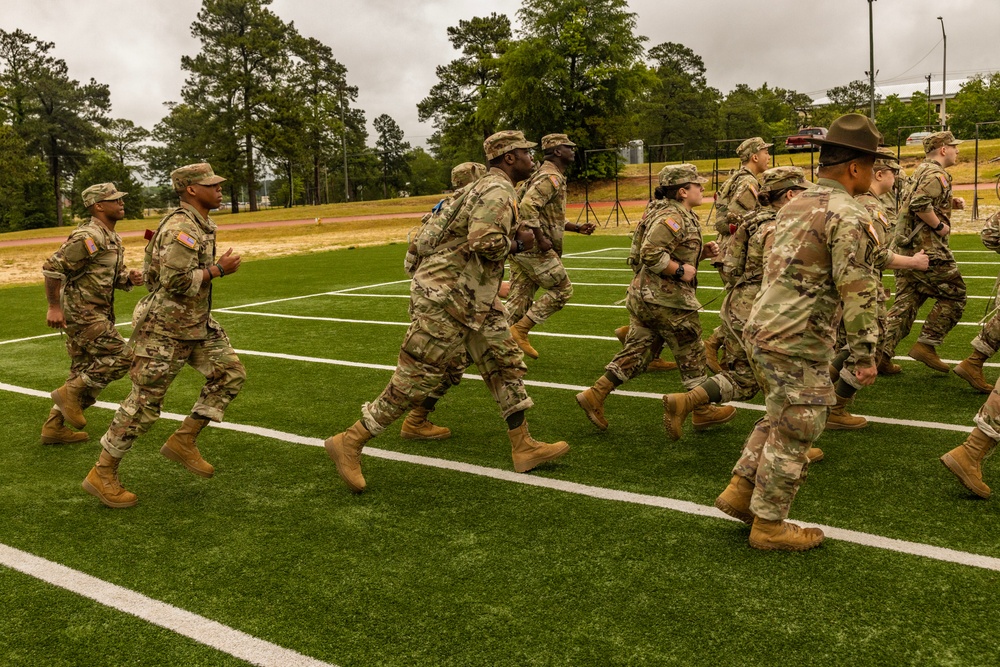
[937,15,947,128]
[868,0,876,119]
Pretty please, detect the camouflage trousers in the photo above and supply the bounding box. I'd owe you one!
[101,324,246,458]
[879,262,966,355]
[717,286,762,402]
[835,289,888,389]
[605,294,707,390]
[973,376,1000,440]
[733,347,834,521]
[407,302,467,401]
[361,296,532,436]
[971,309,1000,358]
[62,319,131,409]
[506,249,573,325]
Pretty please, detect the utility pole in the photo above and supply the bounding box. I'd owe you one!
[339,86,350,201]
[925,74,932,126]
[868,0,876,119]
[937,16,947,128]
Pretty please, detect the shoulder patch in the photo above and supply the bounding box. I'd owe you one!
[937,174,949,188]
[84,237,98,255]
[548,174,561,189]
[865,222,880,244]
[665,218,681,233]
[748,184,758,198]
[176,232,197,249]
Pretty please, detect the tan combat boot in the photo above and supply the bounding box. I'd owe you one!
[82,449,138,508]
[575,376,615,431]
[876,352,901,375]
[510,316,539,359]
[400,407,451,440]
[748,517,824,551]
[715,475,754,524]
[940,427,998,499]
[953,350,994,394]
[908,342,950,373]
[40,407,89,445]
[807,447,824,463]
[704,337,724,374]
[160,416,215,478]
[826,395,868,430]
[692,404,737,431]
[509,421,569,473]
[663,386,710,440]
[647,358,678,372]
[50,376,89,429]
[325,420,372,492]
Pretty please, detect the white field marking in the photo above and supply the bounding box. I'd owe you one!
[220,280,412,312]
[955,262,1000,265]
[561,247,630,258]
[0,542,335,667]
[0,380,994,572]
[329,279,411,294]
[564,266,1000,280]
[0,332,63,345]
[571,281,725,291]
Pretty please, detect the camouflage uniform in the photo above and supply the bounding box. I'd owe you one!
[360,166,533,434]
[969,213,1000,358]
[506,159,574,326]
[878,157,966,356]
[42,214,135,405]
[101,198,246,458]
[714,138,769,281]
[609,194,726,391]
[735,178,880,521]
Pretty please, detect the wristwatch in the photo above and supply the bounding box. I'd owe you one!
[673,262,685,279]
[934,222,946,232]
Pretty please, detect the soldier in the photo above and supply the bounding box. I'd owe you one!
[507,133,596,359]
[576,164,735,435]
[705,137,771,372]
[82,163,246,509]
[827,150,930,428]
[953,211,1000,394]
[41,183,142,444]
[714,114,882,551]
[398,162,488,441]
[326,131,569,493]
[940,376,1000,499]
[876,131,966,375]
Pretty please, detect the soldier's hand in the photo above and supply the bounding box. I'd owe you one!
[855,362,878,387]
[539,237,553,252]
[701,241,720,260]
[218,248,242,275]
[128,269,143,285]
[46,305,65,329]
[514,228,535,253]
[911,250,930,271]
[498,280,511,299]
[577,222,596,235]
[952,197,966,210]
[680,263,697,282]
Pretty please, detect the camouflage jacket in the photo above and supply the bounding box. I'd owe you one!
[714,167,761,237]
[981,211,1000,252]
[135,202,219,340]
[42,217,133,326]
[730,205,778,290]
[413,168,520,330]
[627,199,703,311]
[745,179,880,365]
[894,159,954,261]
[518,160,568,255]
[855,192,893,272]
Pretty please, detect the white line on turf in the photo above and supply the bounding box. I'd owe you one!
[0,381,992,573]
[0,542,335,667]
[561,247,628,258]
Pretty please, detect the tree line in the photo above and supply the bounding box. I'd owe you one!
[3,0,1000,232]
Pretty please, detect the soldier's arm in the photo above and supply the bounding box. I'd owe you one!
[729,178,760,220]
[469,186,519,261]
[831,214,880,367]
[41,235,90,328]
[44,276,65,328]
[158,218,216,295]
[981,214,1000,252]
[910,174,948,234]
[641,219,696,282]
[519,175,559,250]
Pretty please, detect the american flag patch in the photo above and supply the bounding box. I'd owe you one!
[84,238,98,255]
[937,174,948,188]
[665,218,680,232]
[865,222,879,243]
[548,175,561,189]
[176,232,197,249]
[748,185,758,198]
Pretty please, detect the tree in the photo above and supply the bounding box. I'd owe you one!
[417,13,511,165]
[181,0,295,212]
[948,74,1000,140]
[637,42,720,156]
[406,148,448,196]
[0,124,54,231]
[875,94,925,146]
[71,150,146,220]
[813,79,881,127]
[373,114,411,198]
[104,118,149,166]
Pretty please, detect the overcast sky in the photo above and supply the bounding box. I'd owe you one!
[3,0,999,151]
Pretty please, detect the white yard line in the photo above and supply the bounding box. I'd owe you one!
[0,380,994,574]
[0,542,335,666]
[561,248,629,258]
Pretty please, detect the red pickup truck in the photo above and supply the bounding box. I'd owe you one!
[785,127,827,152]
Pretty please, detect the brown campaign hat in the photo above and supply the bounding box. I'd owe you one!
[810,113,883,157]
[171,162,227,192]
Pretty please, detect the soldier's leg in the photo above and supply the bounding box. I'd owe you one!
[956,311,1000,393]
[401,351,468,441]
[505,258,538,326]
[714,326,759,403]
[524,252,573,326]
[877,270,928,359]
[660,308,708,390]
[77,322,132,410]
[941,376,1000,497]
[186,324,247,422]
[916,266,967,346]
[604,300,662,384]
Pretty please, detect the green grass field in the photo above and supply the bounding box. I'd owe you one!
[3,232,1000,666]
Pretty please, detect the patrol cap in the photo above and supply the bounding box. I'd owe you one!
[759,166,808,194]
[451,162,487,188]
[540,133,576,151]
[658,163,709,188]
[736,137,772,161]
[171,162,227,192]
[810,113,883,157]
[484,130,537,161]
[923,130,963,153]
[82,182,127,208]
[874,147,901,173]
